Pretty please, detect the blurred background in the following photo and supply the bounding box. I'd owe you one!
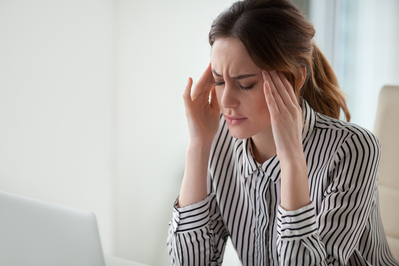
[0,0,398,265]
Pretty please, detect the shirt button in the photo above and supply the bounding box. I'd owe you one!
[285,217,291,223]
[285,229,291,236]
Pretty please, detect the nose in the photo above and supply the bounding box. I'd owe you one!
[220,83,239,108]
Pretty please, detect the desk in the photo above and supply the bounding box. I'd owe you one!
[105,255,151,266]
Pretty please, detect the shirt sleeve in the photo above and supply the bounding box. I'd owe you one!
[276,131,380,265]
[167,193,229,266]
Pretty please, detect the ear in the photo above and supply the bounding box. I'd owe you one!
[299,67,306,90]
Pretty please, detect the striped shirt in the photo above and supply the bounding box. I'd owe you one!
[167,100,398,266]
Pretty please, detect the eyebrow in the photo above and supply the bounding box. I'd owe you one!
[211,69,257,80]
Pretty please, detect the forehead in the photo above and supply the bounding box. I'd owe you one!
[211,38,260,75]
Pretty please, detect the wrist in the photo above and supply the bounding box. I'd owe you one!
[279,150,306,167]
[186,142,212,164]
[280,152,310,211]
[188,140,213,152]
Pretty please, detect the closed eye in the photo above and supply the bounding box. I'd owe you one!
[238,84,253,91]
[214,81,254,91]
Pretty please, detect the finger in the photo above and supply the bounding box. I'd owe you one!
[278,71,299,107]
[263,79,279,116]
[263,71,284,112]
[269,71,293,107]
[192,63,214,98]
[183,77,193,105]
[210,85,220,111]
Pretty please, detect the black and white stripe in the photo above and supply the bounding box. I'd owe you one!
[167,100,398,266]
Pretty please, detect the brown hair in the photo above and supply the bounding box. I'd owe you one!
[209,0,350,121]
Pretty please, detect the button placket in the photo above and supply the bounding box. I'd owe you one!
[254,170,261,265]
[257,169,272,266]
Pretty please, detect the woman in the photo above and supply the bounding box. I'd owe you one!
[167,0,398,265]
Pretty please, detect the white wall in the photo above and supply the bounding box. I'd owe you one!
[0,0,116,254]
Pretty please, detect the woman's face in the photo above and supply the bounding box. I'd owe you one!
[211,38,271,140]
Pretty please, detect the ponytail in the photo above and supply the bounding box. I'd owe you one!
[302,42,351,122]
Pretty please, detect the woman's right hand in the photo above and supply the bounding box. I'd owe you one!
[183,63,220,148]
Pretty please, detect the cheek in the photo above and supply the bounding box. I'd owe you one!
[215,88,223,106]
[251,94,270,119]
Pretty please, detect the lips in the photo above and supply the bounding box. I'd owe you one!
[224,115,247,125]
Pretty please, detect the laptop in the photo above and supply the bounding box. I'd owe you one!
[0,190,106,266]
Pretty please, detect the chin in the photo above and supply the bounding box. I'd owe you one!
[227,127,252,140]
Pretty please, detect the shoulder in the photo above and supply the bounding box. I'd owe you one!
[314,112,381,159]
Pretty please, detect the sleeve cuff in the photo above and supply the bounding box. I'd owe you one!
[277,201,317,239]
[171,194,213,233]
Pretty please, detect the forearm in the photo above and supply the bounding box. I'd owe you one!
[178,142,211,207]
[280,153,310,211]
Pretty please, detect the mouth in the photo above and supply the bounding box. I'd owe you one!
[224,115,247,125]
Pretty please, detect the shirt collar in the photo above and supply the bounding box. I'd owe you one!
[242,100,316,182]
[301,99,316,146]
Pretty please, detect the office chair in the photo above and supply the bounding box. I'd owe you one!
[373,85,399,261]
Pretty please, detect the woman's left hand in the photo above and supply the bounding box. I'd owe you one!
[262,70,303,164]
[263,70,310,211]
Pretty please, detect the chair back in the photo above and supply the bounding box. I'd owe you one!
[373,85,399,261]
